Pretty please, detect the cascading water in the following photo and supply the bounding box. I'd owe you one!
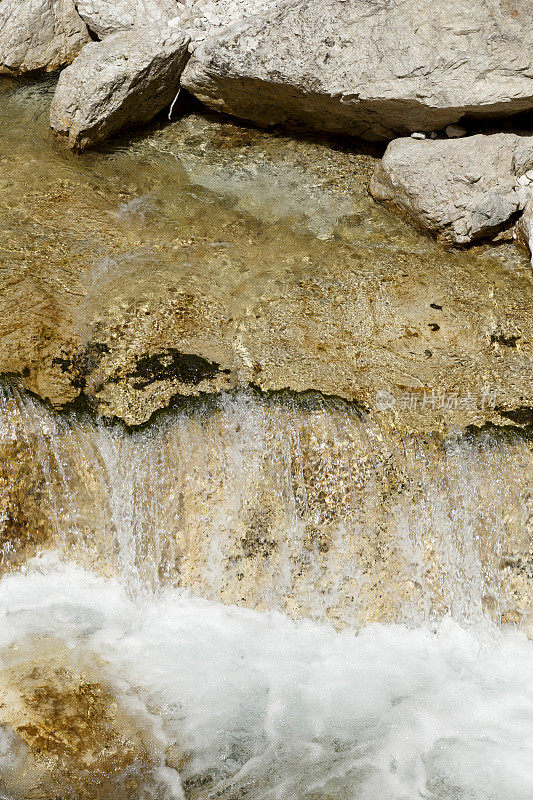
[0,378,532,799]
[1,379,531,625]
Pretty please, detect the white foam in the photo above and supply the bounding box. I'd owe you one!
[1,557,532,799]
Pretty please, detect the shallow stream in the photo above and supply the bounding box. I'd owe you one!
[0,77,532,800]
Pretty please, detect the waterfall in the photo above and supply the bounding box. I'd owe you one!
[0,379,530,629]
[0,378,532,799]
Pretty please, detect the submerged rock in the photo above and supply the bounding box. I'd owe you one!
[75,0,181,38]
[151,113,373,239]
[50,23,190,150]
[0,0,89,75]
[2,82,533,433]
[181,0,533,140]
[370,134,533,245]
[0,642,179,800]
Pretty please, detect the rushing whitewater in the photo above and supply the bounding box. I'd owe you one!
[1,561,533,799]
[0,379,532,799]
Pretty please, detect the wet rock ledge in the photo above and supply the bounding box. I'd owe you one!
[0,0,532,432]
[2,1,533,255]
[0,104,531,433]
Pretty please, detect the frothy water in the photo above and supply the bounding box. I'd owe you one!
[0,385,531,798]
[1,559,532,799]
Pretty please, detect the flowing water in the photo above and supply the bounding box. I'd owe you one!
[0,77,532,799]
[0,380,532,799]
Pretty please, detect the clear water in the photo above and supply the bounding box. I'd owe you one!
[0,76,532,799]
[1,380,531,629]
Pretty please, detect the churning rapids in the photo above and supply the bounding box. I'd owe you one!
[0,380,532,799]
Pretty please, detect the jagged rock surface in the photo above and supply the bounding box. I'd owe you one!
[370,134,533,245]
[50,23,189,149]
[0,0,89,75]
[75,0,180,38]
[178,0,274,48]
[181,0,533,140]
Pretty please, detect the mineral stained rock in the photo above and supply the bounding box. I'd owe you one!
[0,0,89,75]
[2,80,533,433]
[370,134,533,245]
[50,23,190,150]
[75,0,181,38]
[181,0,533,140]
[0,642,178,800]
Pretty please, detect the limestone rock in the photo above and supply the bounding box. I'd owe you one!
[445,124,467,139]
[50,23,190,150]
[178,0,274,49]
[180,0,533,140]
[517,200,533,268]
[370,134,533,245]
[0,0,89,75]
[75,0,181,38]
[513,141,533,177]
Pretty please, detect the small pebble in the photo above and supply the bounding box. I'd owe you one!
[411,132,426,139]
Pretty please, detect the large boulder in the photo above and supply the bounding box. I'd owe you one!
[50,23,190,149]
[370,134,533,245]
[0,0,89,75]
[180,0,533,140]
[75,0,180,38]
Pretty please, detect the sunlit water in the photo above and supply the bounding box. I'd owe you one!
[1,558,532,800]
[0,77,532,799]
[0,381,532,798]
[1,381,531,627]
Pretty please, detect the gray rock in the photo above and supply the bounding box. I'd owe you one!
[180,0,533,140]
[177,0,274,49]
[50,23,189,150]
[513,141,533,177]
[445,124,467,139]
[370,134,533,245]
[0,0,89,75]
[75,0,180,38]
